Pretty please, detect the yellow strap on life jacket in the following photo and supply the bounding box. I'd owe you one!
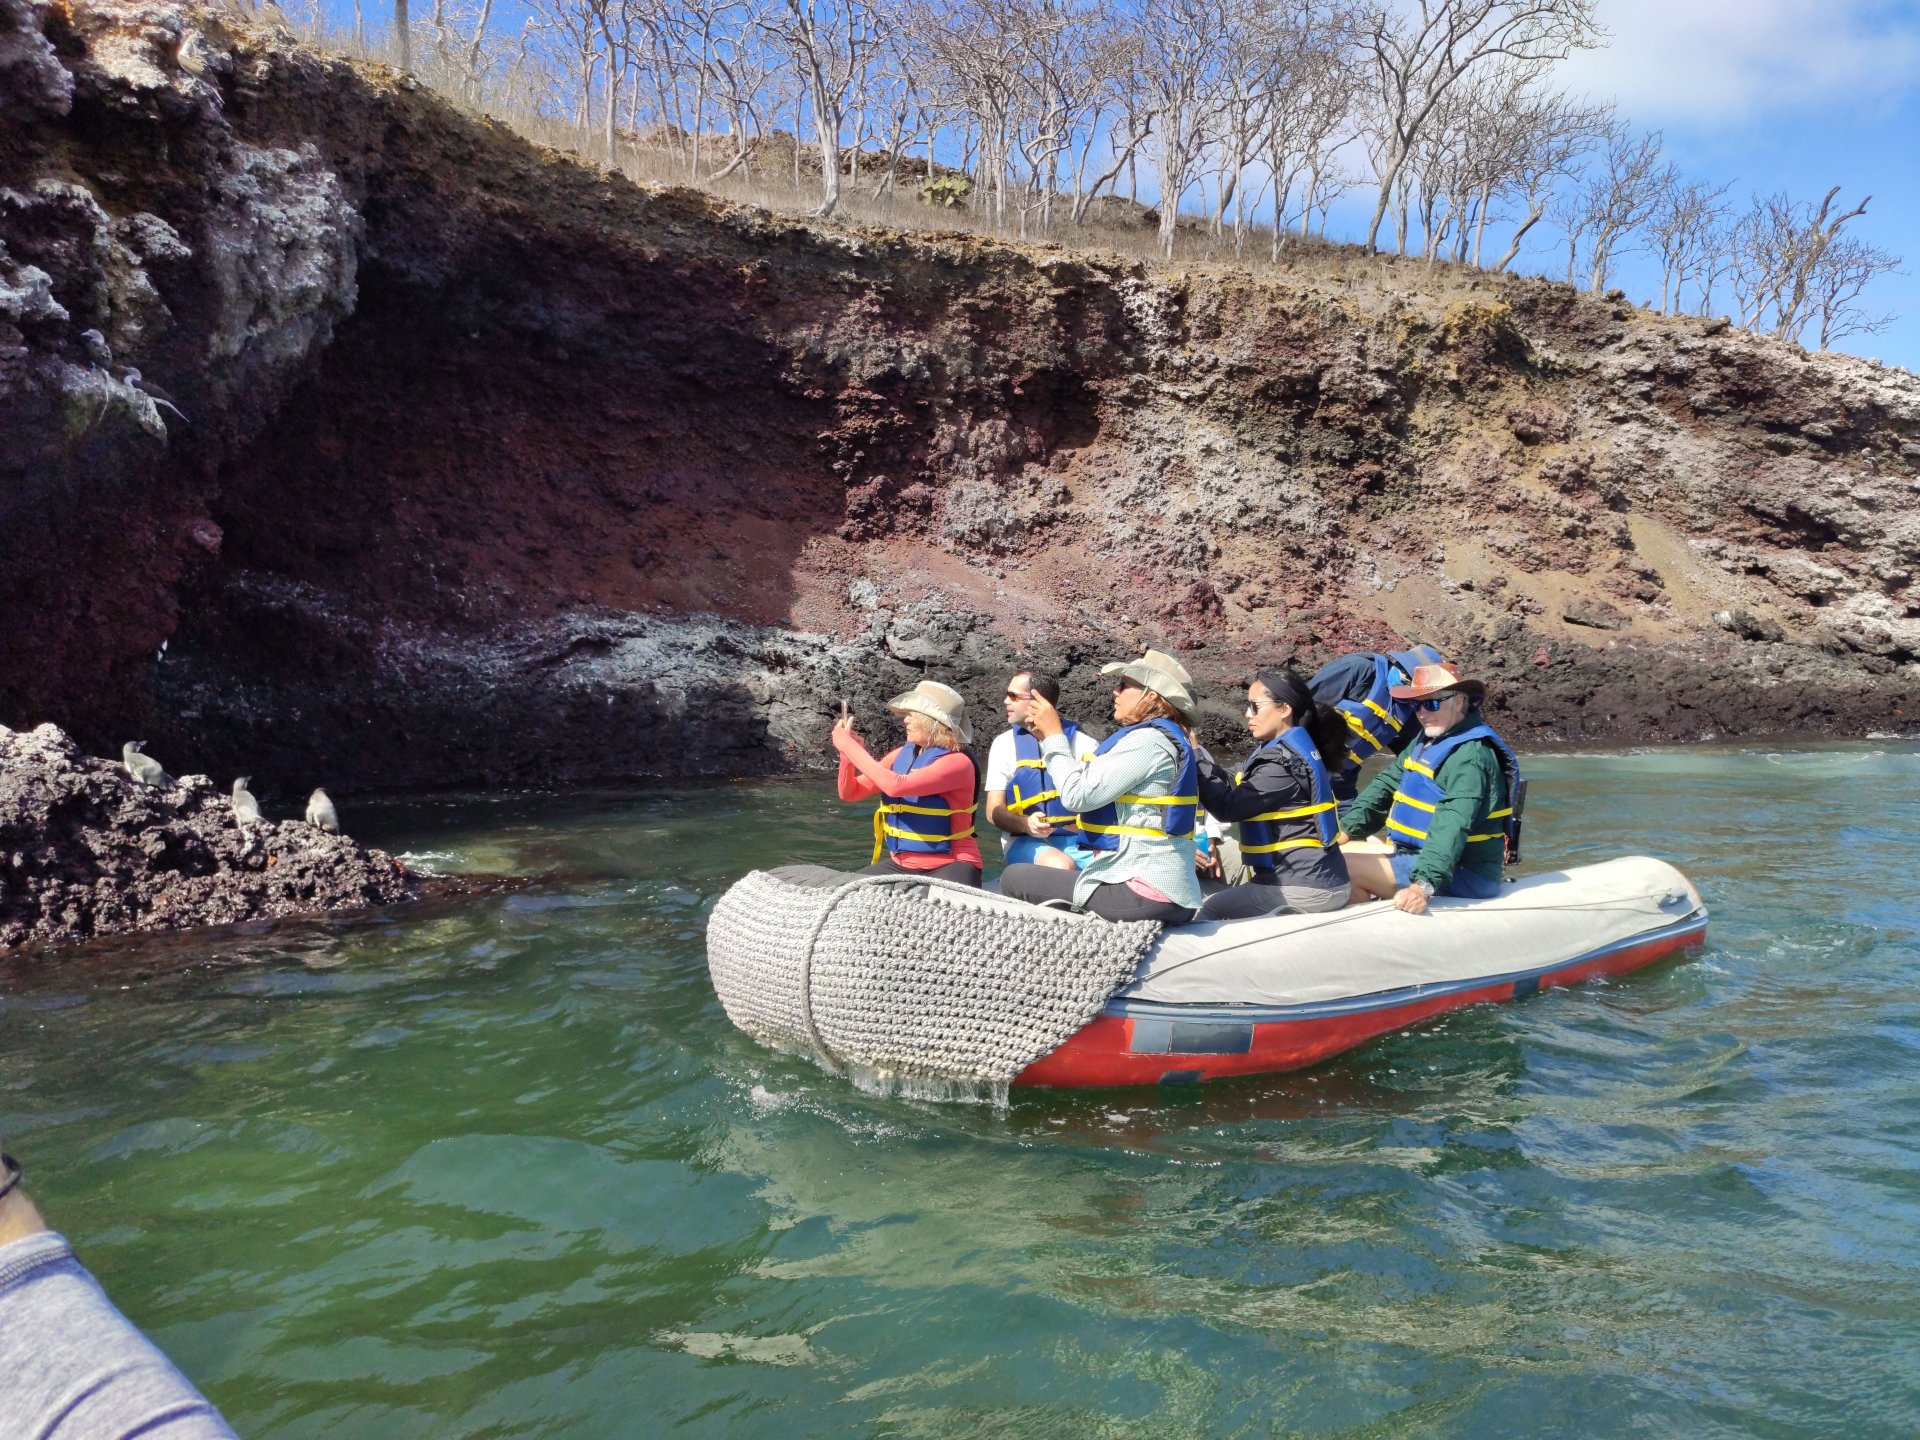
[1384,817,1429,841]
[1390,794,1436,814]
[1078,793,1198,841]
[1006,788,1059,814]
[1404,758,1435,778]
[1246,800,1336,823]
[881,800,975,818]
[1013,758,1046,769]
[1363,698,1402,730]
[1240,836,1330,854]
[870,801,978,861]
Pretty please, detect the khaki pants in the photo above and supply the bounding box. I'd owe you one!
[1210,834,1252,887]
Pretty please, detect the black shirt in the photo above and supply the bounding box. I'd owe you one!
[1197,743,1349,891]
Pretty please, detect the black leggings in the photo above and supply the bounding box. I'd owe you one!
[999,863,1196,924]
[858,858,984,888]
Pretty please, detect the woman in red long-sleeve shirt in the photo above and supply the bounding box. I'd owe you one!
[833,681,983,886]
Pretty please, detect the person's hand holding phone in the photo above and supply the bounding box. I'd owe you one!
[832,700,858,753]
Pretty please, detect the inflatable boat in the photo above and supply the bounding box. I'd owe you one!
[705,856,1707,1093]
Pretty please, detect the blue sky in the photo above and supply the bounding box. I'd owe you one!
[1551,0,1920,370]
[315,0,1918,370]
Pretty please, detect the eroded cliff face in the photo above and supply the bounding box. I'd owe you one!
[4,0,1918,795]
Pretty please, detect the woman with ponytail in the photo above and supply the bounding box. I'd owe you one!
[1192,669,1351,921]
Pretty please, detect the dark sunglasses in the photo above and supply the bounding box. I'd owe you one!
[1244,698,1274,715]
[1415,694,1457,712]
[1005,690,1029,702]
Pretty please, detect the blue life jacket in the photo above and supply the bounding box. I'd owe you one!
[872,743,977,861]
[1333,645,1445,770]
[1005,723,1086,835]
[1236,726,1338,871]
[1078,718,1199,854]
[1384,722,1521,862]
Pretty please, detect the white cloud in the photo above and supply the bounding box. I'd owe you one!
[1558,0,1920,125]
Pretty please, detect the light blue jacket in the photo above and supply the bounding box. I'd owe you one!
[1041,726,1204,910]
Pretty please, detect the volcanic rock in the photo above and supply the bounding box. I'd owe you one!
[1,0,1917,796]
[0,721,415,951]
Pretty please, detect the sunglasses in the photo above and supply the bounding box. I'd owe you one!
[1244,699,1274,715]
[1415,694,1457,712]
[1005,690,1029,702]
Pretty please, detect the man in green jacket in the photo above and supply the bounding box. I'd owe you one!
[1338,663,1520,915]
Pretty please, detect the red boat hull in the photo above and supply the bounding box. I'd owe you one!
[1015,915,1708,1088]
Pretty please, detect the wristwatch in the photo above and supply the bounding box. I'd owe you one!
[1414,880,1435,899]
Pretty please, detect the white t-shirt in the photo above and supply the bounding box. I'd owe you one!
[985,724,1101,852]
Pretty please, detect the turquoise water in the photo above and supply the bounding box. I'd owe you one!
[4,744,1920,1436]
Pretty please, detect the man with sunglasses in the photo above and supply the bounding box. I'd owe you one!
[1337,663,1522,915]
[985,671,1101,868]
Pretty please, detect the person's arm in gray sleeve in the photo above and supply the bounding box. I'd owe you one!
[1041,728,1175,812]
[0,1160,238,1439]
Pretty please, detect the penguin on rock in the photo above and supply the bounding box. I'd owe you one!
[306,788,340,834]
[122,741,171,788]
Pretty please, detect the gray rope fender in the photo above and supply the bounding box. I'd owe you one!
[705,869,1161,1085]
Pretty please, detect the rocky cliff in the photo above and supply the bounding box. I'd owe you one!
[5,0,1918,795]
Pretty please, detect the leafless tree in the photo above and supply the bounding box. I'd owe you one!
[1807,235,1902,349]
[1202,0,1288,248]
[762,0,887,216]
[1645,174,1730,314]
[696,0,784,180]
[333,0,1902,360]
[1260,12,1362,256]
[1136,0,1231,257]
[1011,0,1109,234]
[1416,60,1605,271]
[1482,88,1605,271]
[1355,0,1600,255]
[1066,19,1147,225]
[1767,187,1873,343]
[529,0,608,131]
[1728,187,1893,344]
[1568,124,1671,291]
[903,0,1026,228]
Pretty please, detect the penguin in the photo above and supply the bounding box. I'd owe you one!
[123,740,172,788]
[306,788,340,833]
[232,776,261,826]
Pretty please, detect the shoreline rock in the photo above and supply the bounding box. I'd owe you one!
[0,722,417,952]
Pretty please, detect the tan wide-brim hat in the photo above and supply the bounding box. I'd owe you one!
[1388,662,1486,703]
[887,680,973,744]
[1099,647,1199,723]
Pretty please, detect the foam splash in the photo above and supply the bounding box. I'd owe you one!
[840,1061,1013,1108]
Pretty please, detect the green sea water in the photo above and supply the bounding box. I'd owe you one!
[4,743,1919,1437]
